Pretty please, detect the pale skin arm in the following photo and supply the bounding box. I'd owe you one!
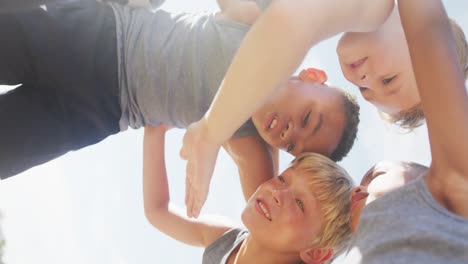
[397,0,468,216]
[216,0,262,25]
[143,125,232,247]
[223,135,277,200]
[181,0,395,218]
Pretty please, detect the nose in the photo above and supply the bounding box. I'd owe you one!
[354,63,372,87]
[357,71,370,85]
[272,187,291,207]
[280,121,295,141]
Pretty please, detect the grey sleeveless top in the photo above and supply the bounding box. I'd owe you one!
[110,1,272,137]
[202,228,249,264]
[345,176,468,264]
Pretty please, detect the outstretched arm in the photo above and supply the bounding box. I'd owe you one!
[181,0,395,218]
[143,125,232,247]
[398,0,468,216]
[204,0,395,145]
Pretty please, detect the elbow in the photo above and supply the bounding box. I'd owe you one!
[355,0,395,32]
[143,203,169,228]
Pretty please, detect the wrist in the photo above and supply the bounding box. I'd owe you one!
[200,116,230,146]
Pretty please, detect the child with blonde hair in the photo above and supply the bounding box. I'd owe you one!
[144,124,354,263]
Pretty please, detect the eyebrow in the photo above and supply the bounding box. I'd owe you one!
[360,168,386,187]
[360,165,376,186]
[311,113,323,137]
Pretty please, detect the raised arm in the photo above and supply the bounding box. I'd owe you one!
[223,135,278,200]
[204,0,395,145]
[143,125,232,247]
[398,0,468,216]
[181,0,395,218]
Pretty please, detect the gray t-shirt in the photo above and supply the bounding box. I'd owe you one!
[202,228,248,264]
[345,176,468,264]
[110,1,271,137]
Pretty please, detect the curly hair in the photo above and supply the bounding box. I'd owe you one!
[330,89,360,162]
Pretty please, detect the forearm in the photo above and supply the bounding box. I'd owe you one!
[143,126,170,216]
[224,136,275,200]
[146,205,205,247]
[204,0,394,144]
[143,126,234,246]
[398,0,468,216]
[143,126,209,246]
[398,0,468,171]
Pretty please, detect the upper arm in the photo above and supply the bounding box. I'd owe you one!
[143,126,233,247]
[223,135,276,200]
[398,0,468,214]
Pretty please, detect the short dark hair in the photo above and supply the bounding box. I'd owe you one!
[330,90,360,162]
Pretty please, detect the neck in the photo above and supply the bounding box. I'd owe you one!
[233,235,301,264]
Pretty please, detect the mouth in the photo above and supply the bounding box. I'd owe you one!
[348,57,368,70]
[263,113,279,132]
[255,199,272,221]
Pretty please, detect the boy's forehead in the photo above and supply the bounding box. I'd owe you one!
[282,166,313,191]
[361,161,428,187]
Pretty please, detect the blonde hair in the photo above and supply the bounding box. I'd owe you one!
[291,152,354,258]
[382,18,468,130]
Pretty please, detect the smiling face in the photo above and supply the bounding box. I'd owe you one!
[241,167,324,252]
[336,8,420,115]
[251,79,346,157]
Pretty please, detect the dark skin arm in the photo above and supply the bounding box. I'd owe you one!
[223,135,277,200]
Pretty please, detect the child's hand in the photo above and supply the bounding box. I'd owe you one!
[180,119,221,218]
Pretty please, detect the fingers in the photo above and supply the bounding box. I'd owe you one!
[184,152,205,218]
[186,162,207,218]
[184,147,217,219]
[181,120,220,218]
[185,159,200,218]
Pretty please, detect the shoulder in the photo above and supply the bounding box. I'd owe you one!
[203,228,248,263]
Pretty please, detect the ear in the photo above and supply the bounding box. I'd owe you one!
[300,247,333,264]
[298,68,328,84]
[349,186,369,233]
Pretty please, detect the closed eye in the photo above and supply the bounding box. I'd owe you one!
[278,175,286,184]
[382,76,396,85]
[302,111,311,128]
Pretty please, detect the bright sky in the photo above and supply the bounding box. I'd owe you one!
[0,1,467,264]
